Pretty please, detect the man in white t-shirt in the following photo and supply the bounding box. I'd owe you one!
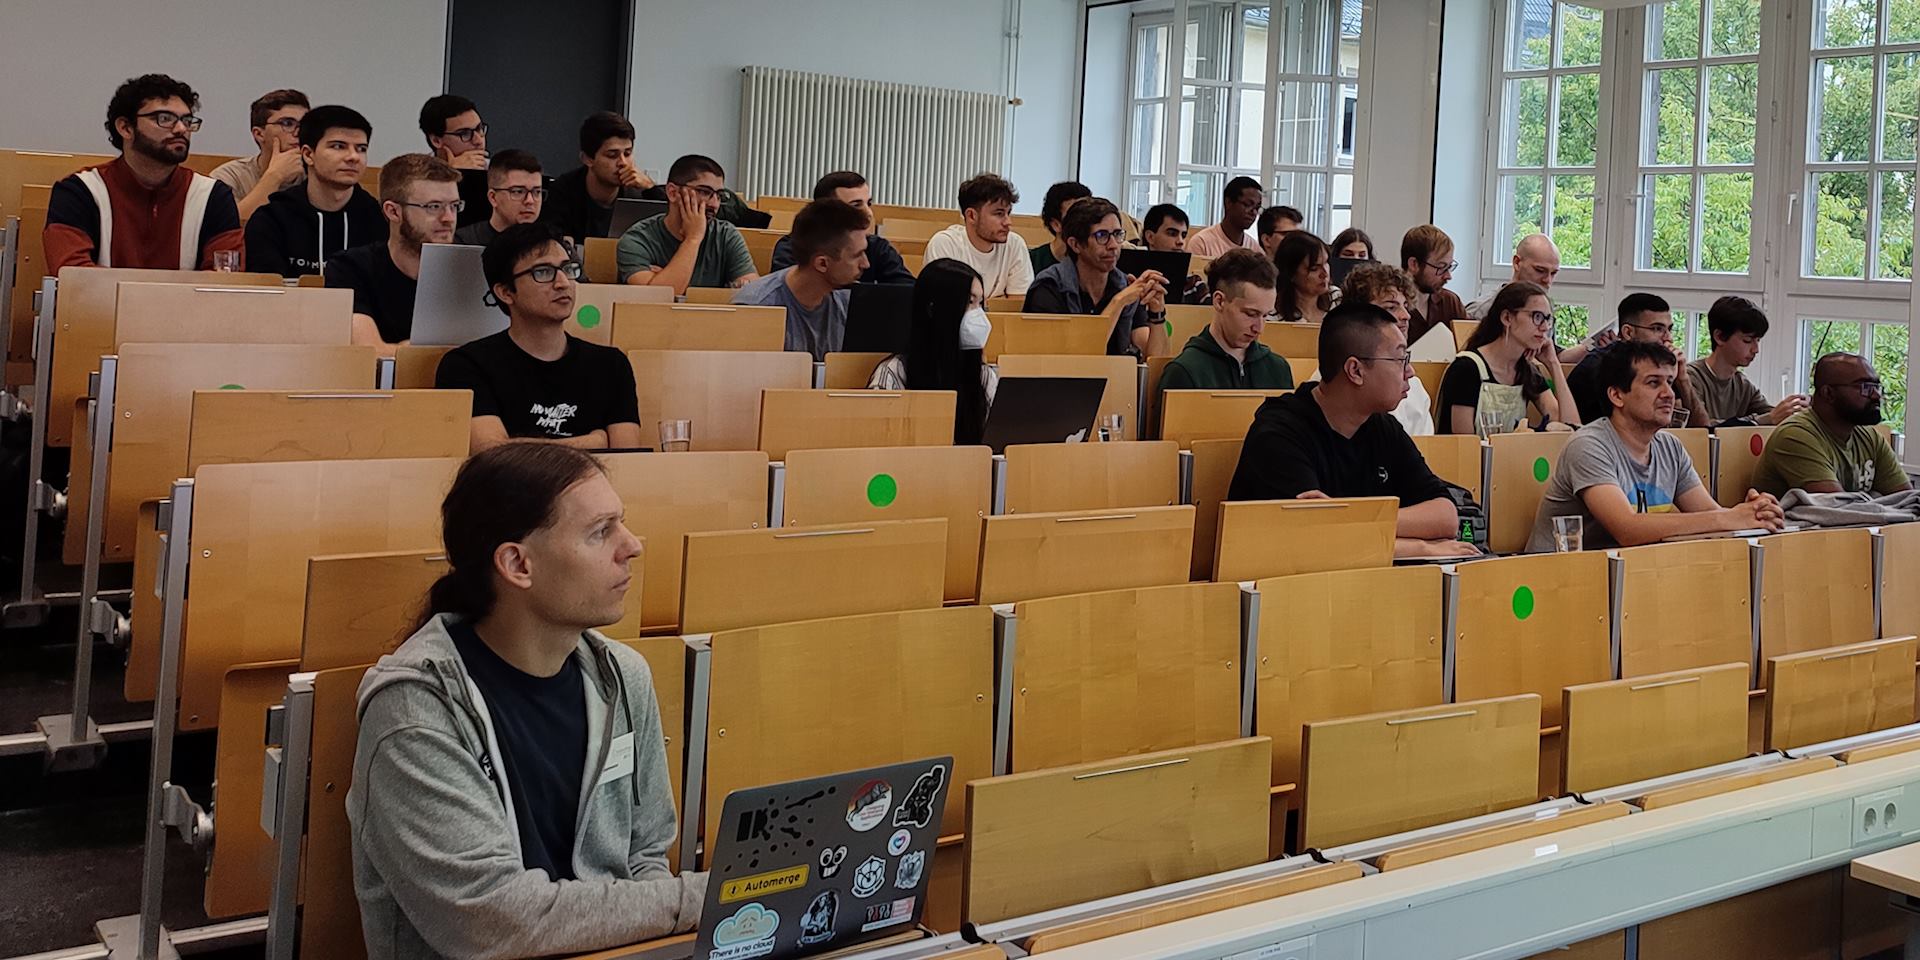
[924,173,1032,298]
[1186,177,1264,257]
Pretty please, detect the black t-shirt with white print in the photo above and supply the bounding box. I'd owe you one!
[434,330,639,440]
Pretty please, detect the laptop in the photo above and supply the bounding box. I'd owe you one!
[1118,248,1192,283]
[628,757,952,960]
[409,243,508,346]
[610,198,670,238]
[840,283,917,353]
[979,376,1108,454]
[1328,256,1370,287]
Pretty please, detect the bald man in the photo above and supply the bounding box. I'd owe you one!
[1750,352,1911,498]
[1466,234,1607,364]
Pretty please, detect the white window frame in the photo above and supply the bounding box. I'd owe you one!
[1124,15,1176,217]
[1266,1,1365,235]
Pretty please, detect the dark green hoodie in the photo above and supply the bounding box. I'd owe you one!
[1159,328,1296,392]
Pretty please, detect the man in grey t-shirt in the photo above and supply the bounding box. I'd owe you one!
[1526,340,1784,552]
[731,198,867,361]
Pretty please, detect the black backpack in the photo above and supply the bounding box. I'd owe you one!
[1445,482,1488,552]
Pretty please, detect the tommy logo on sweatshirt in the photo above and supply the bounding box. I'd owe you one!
[530,402,580,435]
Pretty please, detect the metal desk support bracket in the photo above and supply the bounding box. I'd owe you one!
[7,276,61,628]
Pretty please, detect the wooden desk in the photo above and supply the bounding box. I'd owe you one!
[1853,842,1920,901]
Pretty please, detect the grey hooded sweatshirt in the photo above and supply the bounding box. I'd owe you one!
[348,613,706,959]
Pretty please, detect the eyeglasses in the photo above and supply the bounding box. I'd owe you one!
[1514,309,1552,328]
[1423,258,1459,274]
[443,123,488,143]
[1087,228,1126,246]
[511,260,582,285]
[1623,320,1673,338]
[263,117,302,132]
[491,186,547,201]
[137,110,202,132]
[673,183,723,202]
[400,200,466,216]
[1830,379,1884,396]
[1358,354,1415,370]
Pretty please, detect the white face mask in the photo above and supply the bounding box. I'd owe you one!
[959,306,991,350]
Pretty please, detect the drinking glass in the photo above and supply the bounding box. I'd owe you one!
[659,419,692,452]
[1099,413,1126,442]
[211,250,240,272]
[1553,515,1583,553]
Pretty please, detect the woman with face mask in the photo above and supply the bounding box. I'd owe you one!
[868,257,998,444]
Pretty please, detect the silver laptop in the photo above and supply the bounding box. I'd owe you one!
[409,243,508,346]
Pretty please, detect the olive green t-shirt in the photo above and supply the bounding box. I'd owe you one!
[614,214,754,286]
[1749,409,1907,497]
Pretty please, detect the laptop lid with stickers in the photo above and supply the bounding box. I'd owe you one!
[695,756,953,960]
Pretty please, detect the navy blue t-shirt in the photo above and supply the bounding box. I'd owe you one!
[451,621,588,880]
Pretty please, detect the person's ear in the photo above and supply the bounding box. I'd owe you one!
[493,541,534,591]
[381,199,402,225]
[300,144,316,165]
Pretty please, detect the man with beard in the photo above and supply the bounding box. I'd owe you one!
[1752,352,1911,498]
[323,153,461,355]
[45,74,243,270]
[1397,224,1469,350]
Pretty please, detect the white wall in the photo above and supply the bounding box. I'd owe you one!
[1353,0,1444,263]
[1431,0,1493,295]
[626,0,1080,212]
[0,0,447,165]
[1079,3,1134,201]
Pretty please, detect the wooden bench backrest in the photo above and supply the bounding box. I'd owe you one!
[702,605,995,853]
[821,351,889,388]
[1560,662,1750,795]
[679,518,948,633]
[112,283,352,347]
[1256,566,1447,788]
[300,550,450,670]
[1486,430,1575,554]
[1187,437,1244,580]
[976,505,1194,605]
[610,301,786,351]
[1452,551,1612,729]
[1614,539,1752,678]
[628,349,812,452]
[1667,427,1713,492]
[1714,425,1774,507]
[963,737,1271,925]
[1411,434,1484,503]
[393,345,454,388]
[1160,389,1287,450]
[1213,496,1397,582]
[582,237,618,284]
[1000,440,1179,514]
[1010,581,1244,772]
[1765,636,1919,750]
[996,353,1139,435]
[8,200,49,364]
[739,227,782,276]
[568,281,673,344]
[600,451,769,634]
[757,388,957,460]
[1148,304,1213,358]
[1257,321,1320,358]
[1299,695,1541,850]
[205,660,298,919]
[981,313,1112,363]
[781,445,992,602]
[1757,527,1876,662]
[1884,522,1920,640]
[186,389,470,473]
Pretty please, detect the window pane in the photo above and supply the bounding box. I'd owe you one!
[1644,173,1695,271]
[1331,172,1355,233]
[1704,63,1757,164]
[1502,175,1546,255]
[1275,0,1335,74]
[1336,82,1359,167]
[1185,4,1234,81]
[1810,171,1871,278]
[1235,88,1266,168]
[1707,0,1760,56]
[1558,4,1603,67]
[1895,0,1920,43]
[1135,24,1170,98]
[1554,72,1600,166]
[1692,311,1713,361]
[1271,171,1330,231]
[1872,323,1909,429]
[1338,0,1364,78]
[1508,0,1551,70]
[1700,172,1754,273]
[1506,77,1549,167]
[1881,171,1916,280]
[1648,0,1701,61]
[1126,179,1164,218]
[1645,68,1699,166]
[1181,85,1229,166]
[1241,6,1269,84]
[1805,322,1864,391]
[1178,171,1225,226]
[1886,53,1919,163]
[1817,0,1877,48]
[1553,304,1591,351]
[1131,104,1166,175]
[1552,175,1595,268]
[1813,56,1874,162]
[1273,81,1331,165]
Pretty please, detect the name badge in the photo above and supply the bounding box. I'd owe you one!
[598,731,635,786]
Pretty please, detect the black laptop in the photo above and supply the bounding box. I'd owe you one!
[1329,256,1371,287]
[979,376,1108,454]
[840,283,917,353]
[609,198,670,238]
[1118,248,1193,282]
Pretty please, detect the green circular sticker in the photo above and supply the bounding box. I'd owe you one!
[1531,457,1550,482]
[1164,319,1174,337]
[218,383,245,390]
[1511,586,1536,621]
[866,473,898,508]
[577,304,603,329]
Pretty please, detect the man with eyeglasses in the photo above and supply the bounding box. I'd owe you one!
[1159,249,1291,394]
[1467,233,1609,364]
[456,150,548,248]
[731,199,869,361]
[245,105,385,279]
[1751,352,1911,498]
[1227,301,1479,560]
[1186,177,1264,258]
[212,88,309,222]
[323,153,461,355]
[1566,293,1706,427]
[419,94,492,227]
[45,73,243,271]
[1396,225,1470,353]
[617,154,756,293]
[1023,197,1166,357]
[435,222,639,453]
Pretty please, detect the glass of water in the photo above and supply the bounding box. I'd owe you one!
[659,419,692,452]
[1099,413,1126,442]
[1553,515,1583,553]
[1476,408,1510,439]
[211,249,240,272]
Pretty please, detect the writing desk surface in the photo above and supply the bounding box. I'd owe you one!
[1852,842,1920,900]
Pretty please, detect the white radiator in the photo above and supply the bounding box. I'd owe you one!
[738,66,1008,209]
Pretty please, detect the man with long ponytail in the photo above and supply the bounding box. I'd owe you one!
[348,443,703,959]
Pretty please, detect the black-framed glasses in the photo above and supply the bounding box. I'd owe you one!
[1423,258,1459,274]
[1518,309,1553,328]
[1088,228,1126,245]
[400,200,466,216]
[512,260,582,285]
[673,183,723,202]
[443,122,488,143]
[1357,354,1415,370]
[262,117,302,131]
[1622,319,1674,338]
[137,110,202,132]
[491,186,547,201]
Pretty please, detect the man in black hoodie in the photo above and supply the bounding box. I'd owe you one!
[244,104,386,279]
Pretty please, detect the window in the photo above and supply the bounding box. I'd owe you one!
[1127,20,1172,217]
[1804,0,1919,280]
[1493,1,1604,271]
[1268,0,1364,233]
[1173,2,1264,226]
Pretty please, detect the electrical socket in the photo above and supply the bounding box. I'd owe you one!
[1854,786,1906,845]
[1222,935,1314,960]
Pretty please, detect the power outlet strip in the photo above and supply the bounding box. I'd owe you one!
[1854,786,1906,845]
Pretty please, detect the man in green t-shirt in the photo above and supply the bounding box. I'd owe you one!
[1751,352,1911,497]
[615,154,757,293]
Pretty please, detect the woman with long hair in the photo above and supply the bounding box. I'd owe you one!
[1273,230,1332,323]
[869,257,997,444]
[1435,280,1580,434]
[1330,227,1375,261]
